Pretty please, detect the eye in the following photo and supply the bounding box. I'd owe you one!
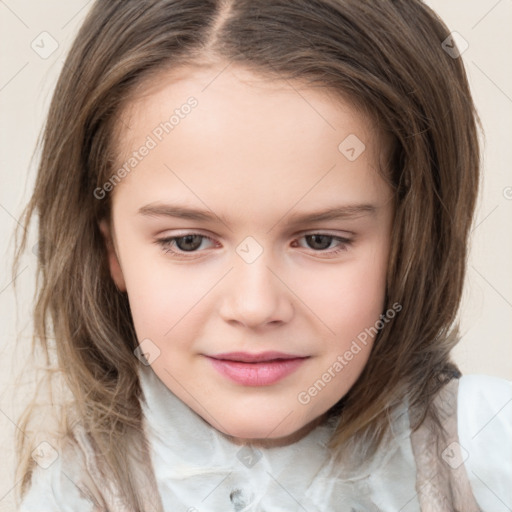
[155,233,217,258]
[292,233,352,257]
[155,232,352,259]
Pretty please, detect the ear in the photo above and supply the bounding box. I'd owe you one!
[99,219,127,292]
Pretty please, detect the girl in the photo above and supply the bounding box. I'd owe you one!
[13,0,511,511]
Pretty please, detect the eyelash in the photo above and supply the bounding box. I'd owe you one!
[154,232,353,259]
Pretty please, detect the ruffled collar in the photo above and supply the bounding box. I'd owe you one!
[138,365,417,512]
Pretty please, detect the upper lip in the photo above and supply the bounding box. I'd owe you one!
[208,351,308,363]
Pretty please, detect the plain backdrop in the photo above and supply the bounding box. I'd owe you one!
[1,1,511,510]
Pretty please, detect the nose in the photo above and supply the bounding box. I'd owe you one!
[219,250,294,329]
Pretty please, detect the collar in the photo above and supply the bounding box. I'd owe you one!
[137,364,413,512]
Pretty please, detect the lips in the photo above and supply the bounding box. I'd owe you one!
[210,351,306,363]
[206,351,309,386]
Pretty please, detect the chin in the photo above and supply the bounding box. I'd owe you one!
[222,421,285,441]
[215,416,289,442]
[214,411,321,448]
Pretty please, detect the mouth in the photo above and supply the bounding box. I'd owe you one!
[205,351,310,386]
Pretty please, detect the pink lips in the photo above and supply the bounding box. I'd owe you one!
[206,351,308,386]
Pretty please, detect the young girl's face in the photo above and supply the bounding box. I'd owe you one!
[101,64,394,446]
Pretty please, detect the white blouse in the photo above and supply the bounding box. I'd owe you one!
[19,367,512,511]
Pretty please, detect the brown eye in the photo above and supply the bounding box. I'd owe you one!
[304,234,335,250]
[156,233,216,257]
[173,234,203,252]
[292,233,353,258]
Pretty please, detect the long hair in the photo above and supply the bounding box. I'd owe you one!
[13,0,480,508]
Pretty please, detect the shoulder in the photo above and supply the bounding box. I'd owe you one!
[18,432,99,512]
[457,374,512,511]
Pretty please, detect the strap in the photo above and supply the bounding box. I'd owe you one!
[67,420,164,512]
[410,378,482,511]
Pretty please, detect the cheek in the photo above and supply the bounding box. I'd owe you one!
[122,254,213,344]
[299,252,388,342]
[120,224,389,351]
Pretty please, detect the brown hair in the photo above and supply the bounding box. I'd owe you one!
[13,0,480,508]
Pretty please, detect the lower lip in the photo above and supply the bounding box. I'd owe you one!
[207,357,307,386]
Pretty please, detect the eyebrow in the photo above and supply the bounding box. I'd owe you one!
[137,202,377,227]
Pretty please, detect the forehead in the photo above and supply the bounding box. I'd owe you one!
[110,64,390,216]
[116,63,378,148]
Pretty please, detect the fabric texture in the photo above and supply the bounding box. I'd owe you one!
[18,367,512,511]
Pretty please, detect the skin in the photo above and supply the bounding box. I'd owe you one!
[100,63,394,447]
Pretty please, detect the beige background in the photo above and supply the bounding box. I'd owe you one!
[1,1,511,510]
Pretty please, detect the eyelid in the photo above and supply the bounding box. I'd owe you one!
[155,229,354,244]
[293,228,355,237]
[157,228,354,238]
